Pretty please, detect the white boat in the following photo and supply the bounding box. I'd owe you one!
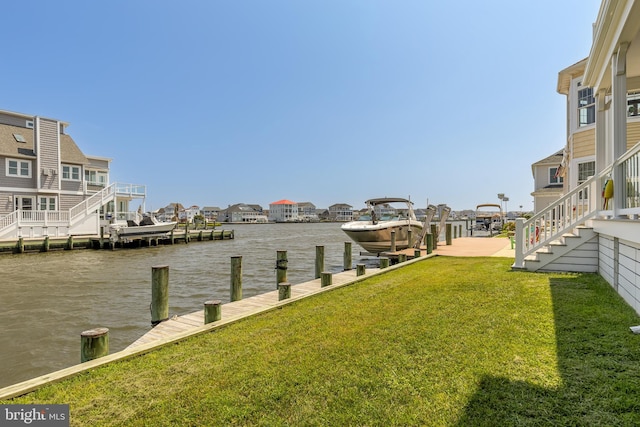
[109,215,177,243]
[474,204,503,235]
[341,198,425,254]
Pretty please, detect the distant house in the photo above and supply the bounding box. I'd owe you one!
[157,203,183,222]
[531,150,565,213]
[219,203,267,222]
[0,108,144,239]
[328,203,352,221]
[179,205,200,223]
[201,206,220,221]
[297,201,319,221]
[269,199,298,222]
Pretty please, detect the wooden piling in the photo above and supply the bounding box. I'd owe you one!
[398,253,407,263]
[276,250,288,286]
[278,282,291,300]
[357,264,366,276]
[414,249,421,258]
[66,235,74,250]
[17,237,24,254]
[230,256,242,302]
[80,327,109,363]
[431,224,438,248]
[151,265,169,326]
[204,300,222,324]
[390,230,396,252]
[380,257,390,269]
[315,245,324,279]
[343,242,352,271]
[43,236,50,252]
[426,233,433,254]
[446,223,452,245]
[321,272,332,288]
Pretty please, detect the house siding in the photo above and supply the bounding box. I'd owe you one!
[627,121,640,149]
[572,128,595,158]
[0,160,36,189]
[598,235,640,315]
[0,112,32,128]
[59,194,83,211]
[37,118,60,191]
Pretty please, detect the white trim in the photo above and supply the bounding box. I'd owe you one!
[61,164,81,181]
[5,158,32,178]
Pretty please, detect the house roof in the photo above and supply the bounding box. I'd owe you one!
[0,122,89,164]
[271,199,296,205]
[557,58,587,95]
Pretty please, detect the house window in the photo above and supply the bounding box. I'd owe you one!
[578,84,595,127]
[578,161,595,184]
[85,170,108,186]
[39,197,57,211]
[6,159,31,178]
[628,91,640,117]
[549,167,564,184]
[62,165,81,181]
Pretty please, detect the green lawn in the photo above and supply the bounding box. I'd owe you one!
[4,257,640,426]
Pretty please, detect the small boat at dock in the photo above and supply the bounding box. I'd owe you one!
[109,215,177,243]
[341,198,428,254]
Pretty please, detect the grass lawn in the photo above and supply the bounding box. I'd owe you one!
[3,257,640,426]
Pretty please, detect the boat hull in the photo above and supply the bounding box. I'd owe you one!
[341,221,423,254]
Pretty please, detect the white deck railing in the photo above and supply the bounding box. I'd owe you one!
[514,141,640,268]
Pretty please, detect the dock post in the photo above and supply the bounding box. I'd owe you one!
[356,264,366,276]
[431,224,438,248]
[198,230,203,241]
[151,265,169,326]
[80,327,109,362]
[43,236,50,252]
[276,250,288,286]
[321,272,332,288]
[407,229,412,248]
[453,225,457,239]
[17,237,24,254]
[398,253,407,263]
[184,222,189,244]
[230,256,242,302]
[170,229,175,245]
[204,300,222,324]
[459,224,462,238]
[426,233,433,254]
[67,235,74,250]
[446,223,452,245]
[414,249,421,258]
[278,282,292,300]
[343,242,352,271]
[380,257,390,269]
[315,245,324,279]
[390,230,396,252]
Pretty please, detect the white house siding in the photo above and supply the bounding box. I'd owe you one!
[598,235,640,315]
[59,194,84,211]
[37,119,60,191]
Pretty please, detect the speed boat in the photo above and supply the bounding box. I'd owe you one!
[341,198,433,254]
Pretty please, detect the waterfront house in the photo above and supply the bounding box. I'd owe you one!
[328,203,353,221]
[514,0,640,315]
[0,109,145,239]
[220,203,267,222]
[179,205,200,223]
[531,149,565,213]
[201,206,220,221]
[269,199,298,222]
[297,201,319,222]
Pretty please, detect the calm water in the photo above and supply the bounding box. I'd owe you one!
[0,222,372,388]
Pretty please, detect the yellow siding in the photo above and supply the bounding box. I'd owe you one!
[572,128,595,158]
[627,122,640,149]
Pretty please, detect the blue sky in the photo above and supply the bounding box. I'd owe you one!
[3,1,601,212]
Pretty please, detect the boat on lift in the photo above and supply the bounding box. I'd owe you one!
[341,197,428,254]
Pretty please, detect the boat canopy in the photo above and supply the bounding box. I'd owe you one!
[366,197,413,205]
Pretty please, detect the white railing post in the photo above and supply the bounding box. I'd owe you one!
[514,218,525,268]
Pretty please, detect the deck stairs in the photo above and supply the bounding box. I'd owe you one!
[522,226,598,272]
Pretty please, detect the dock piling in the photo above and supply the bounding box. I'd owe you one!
[151,265,170,326]
[276,250,288,287]
[80,327,109,363]
[321,272,332,288]
[230,256,242,302]
[356,264,366,276]
[380,257,390,269]
[343,242,352,271]
[278,282,292,300]
[390,230,397,252]
[315,246,324,279]
[204,300,222,324]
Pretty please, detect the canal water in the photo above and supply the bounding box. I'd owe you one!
[0,222,378,388]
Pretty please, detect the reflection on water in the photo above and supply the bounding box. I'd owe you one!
[0,223,370,388]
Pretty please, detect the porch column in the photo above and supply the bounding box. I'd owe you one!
[611,43,628,215]
[596,89,608,212]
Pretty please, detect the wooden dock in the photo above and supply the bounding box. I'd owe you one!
[127,266,385,348]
